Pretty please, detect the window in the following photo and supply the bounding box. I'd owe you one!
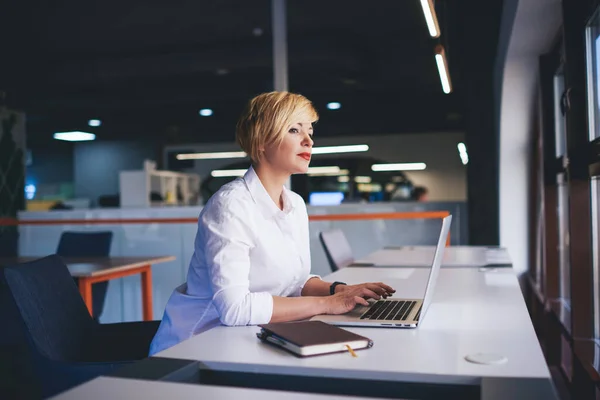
[586,8,600,140]
[586,9,600,339]
[554,66,571,306]
[592,178,600,338]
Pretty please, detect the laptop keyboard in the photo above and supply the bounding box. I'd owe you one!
[414,305,422,321]
[360,300,417,321]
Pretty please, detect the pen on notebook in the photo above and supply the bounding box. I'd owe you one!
[345,344,358,357]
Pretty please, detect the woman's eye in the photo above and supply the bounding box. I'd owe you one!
[289,128,299,133]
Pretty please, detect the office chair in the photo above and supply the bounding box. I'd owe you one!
[0,228,18,257]
[57,231,112,320]
[0,255,159,398]
[319,229,355,272]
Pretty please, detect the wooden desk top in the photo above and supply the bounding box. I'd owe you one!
[0,256,175,277]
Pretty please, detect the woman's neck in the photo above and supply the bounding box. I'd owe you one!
[253,163,289,210]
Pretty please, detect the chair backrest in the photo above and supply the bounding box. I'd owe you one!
[319,229,354,272]
[0,229,19,257]
[57,231,113,257]
[2,255,96,361]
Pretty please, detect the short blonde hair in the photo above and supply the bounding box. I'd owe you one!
[236,91,319,163]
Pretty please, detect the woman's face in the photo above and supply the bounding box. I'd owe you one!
[261,121,314,175]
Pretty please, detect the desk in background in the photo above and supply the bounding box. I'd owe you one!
[353,246,512,268]
[0,256,175,320]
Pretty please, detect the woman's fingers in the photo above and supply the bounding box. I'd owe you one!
[378,282,396,293]
[360,288,381,300]
[354,296,369,306]
[365,284,391,297]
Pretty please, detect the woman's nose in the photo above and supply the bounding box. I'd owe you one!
[303,132,313,147]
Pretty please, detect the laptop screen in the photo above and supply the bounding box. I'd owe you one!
[419,215,452,322]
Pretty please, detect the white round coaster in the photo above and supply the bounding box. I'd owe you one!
[464,353,508,365]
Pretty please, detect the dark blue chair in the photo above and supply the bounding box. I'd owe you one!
[0,255,159,398]
[57,231,112,320]
[0,228,18,257]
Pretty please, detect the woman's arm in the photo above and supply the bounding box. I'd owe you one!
[270,296,329,323]
[271,281,398,323]
[300,277,334,296]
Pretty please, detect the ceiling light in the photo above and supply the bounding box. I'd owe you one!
[457,142,469,165]
[307,166,342,175]
[88,119,101,127]
[177,145,368,160]
[419,0,440,38]
[53,131,96,142]
[338,176,350,183]
[354,176,372,183]
[312,144,369,155]
[326,102,341,110]
[307,166,349,176]
[211,169,248,178]
[371,163,427,171]
[177,151,247,160]
[435,45,453,94]
[199,108,213,117]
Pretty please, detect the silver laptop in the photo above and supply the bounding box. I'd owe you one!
[312,215,452,328]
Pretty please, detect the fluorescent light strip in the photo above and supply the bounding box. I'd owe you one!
[53,131,96,141]
[308,168,349,177]
[371,163,427,171]
[177,144,369,161]
[457,142,469,165]
[210,169,248,178]
[311,144,369,155]
[177,151,247,160]
[419,0,440,38]
[354,176,372,183]
[211,166,348,178]
[435,45,452,94]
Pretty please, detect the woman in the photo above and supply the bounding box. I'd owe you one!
[149,92,395,355]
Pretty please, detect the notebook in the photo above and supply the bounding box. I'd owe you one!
[257,321,373,357]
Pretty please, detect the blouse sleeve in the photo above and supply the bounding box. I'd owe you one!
[289,197,321,297]
[198,196,273,326]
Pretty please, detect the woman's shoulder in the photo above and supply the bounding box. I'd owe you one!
[203,178,253,214]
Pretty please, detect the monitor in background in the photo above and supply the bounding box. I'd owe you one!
[309,192,344,206]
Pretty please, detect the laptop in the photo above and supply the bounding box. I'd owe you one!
[311,215,452,328]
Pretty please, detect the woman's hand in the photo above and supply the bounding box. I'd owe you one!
[324,282,396,315]
[336,282,395,298]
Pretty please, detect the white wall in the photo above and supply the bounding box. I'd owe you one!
[165,131,467,201]
[498,0,562,275]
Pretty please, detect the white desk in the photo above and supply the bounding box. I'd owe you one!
[51,376,392,400]
[354,246,512,268]
[156,267,556,399]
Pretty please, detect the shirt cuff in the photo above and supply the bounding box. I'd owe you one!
[249,291,273,325]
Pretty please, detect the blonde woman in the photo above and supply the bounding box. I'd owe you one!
[149,92,394,355]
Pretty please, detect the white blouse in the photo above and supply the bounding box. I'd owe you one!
[149,166,319,355]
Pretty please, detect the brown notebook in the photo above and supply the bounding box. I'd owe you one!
[257,321,374,357]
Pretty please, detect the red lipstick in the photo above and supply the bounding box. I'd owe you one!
[298,152,311,161]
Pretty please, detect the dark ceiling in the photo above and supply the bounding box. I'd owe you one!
[1,0,503,146]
